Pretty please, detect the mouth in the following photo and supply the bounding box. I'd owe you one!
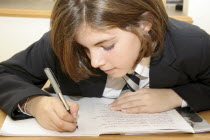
[102,68,116,73]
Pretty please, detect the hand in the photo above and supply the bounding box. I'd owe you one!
[26,96,79,132]
[109,88,183,114]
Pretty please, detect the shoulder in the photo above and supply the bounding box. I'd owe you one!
[166,18,209,54]
[167,18,208,40]
[165,18,210,73]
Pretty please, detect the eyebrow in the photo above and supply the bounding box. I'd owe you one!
[94,37,115,46]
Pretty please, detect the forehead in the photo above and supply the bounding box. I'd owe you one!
[75,24,118,46]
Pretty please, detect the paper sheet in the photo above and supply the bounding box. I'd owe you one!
[0,96,194,136]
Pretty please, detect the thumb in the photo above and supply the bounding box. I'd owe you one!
[67,101,79,119]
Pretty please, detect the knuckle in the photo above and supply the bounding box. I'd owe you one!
[42,106,50,113]
[57,121,64,128]
[60,113,68,120]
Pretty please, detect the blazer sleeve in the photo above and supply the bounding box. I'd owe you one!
[172,32,210,112]
[0,32,57,120]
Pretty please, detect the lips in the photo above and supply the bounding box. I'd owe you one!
[102,68,116,73]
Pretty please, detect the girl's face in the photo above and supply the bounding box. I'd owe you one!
[76,24,142,78]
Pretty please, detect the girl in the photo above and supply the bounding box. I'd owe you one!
[0,0,210,132]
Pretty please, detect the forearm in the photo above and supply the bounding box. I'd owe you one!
[0,72,50,120]
[172,83,210,112]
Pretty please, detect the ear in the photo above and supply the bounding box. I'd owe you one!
[139,21,152,32]
[138,12,153,33]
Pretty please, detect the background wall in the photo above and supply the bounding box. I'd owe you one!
[184,0,210,34]
[0,0,210,62]
[0,17,50,62]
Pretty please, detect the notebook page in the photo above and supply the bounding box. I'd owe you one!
[91,101,194,134]
[1,97,194,136]
[0,96,100,136]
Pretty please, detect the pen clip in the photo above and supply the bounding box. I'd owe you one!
[47,68,60,88]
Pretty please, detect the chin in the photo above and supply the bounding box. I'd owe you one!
[108,72,126,78]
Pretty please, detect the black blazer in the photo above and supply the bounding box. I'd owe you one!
[0,18,210,120]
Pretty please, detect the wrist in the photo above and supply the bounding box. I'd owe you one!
[26,96,47,117]
[18,97,34,116]
[169,89,183,108]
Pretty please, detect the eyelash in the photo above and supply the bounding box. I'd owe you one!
[103,44,115,51]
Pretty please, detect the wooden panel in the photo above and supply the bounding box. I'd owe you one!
[0,8,193,24]
[171,15,193,23]
[0,8,51,18]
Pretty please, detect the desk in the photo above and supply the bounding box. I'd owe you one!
[1,110,210,140]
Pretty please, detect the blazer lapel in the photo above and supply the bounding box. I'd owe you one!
[78,72,107,97]
[150,33,180,88]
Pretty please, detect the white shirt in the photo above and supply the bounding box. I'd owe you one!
[102,57,188,108]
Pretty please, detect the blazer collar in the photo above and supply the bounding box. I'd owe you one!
[150,31,179,88]
[78,71,107,97]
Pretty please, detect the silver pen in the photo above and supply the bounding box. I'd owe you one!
[44,68,70,113]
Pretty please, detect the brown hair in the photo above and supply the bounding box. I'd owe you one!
[50,0,168,82]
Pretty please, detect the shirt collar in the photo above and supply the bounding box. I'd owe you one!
[134,57,151,78]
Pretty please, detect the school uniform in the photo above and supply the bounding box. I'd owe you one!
[0,18,210,120]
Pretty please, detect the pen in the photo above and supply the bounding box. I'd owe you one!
[44,68,70,113]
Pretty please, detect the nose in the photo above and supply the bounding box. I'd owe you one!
[90,49,106,68]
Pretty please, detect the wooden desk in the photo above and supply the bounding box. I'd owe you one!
[1,110,210,140]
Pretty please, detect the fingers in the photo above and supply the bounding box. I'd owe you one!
[110,89,147,107]
[109,88,183,114]
[47,119,64,132]
[51,110,77,132]
[110,93,141,108]
[36,113,65,132]
[121,106,148,114]
[33,96,79,132]
[52,100,79,132]
[54,106,77,122]
[67,101,79,119]
[110,100,144,112]
[115,91,139,102]
[108,89,149,113]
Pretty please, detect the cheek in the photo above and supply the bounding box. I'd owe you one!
[109,42,141,68]
[105,47,134,68]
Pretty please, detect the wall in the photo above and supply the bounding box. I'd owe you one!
[0,17,50,62]
[184,0,210,34]
[1,0,210,62]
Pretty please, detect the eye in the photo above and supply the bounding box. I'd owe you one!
[103,44,115,51]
